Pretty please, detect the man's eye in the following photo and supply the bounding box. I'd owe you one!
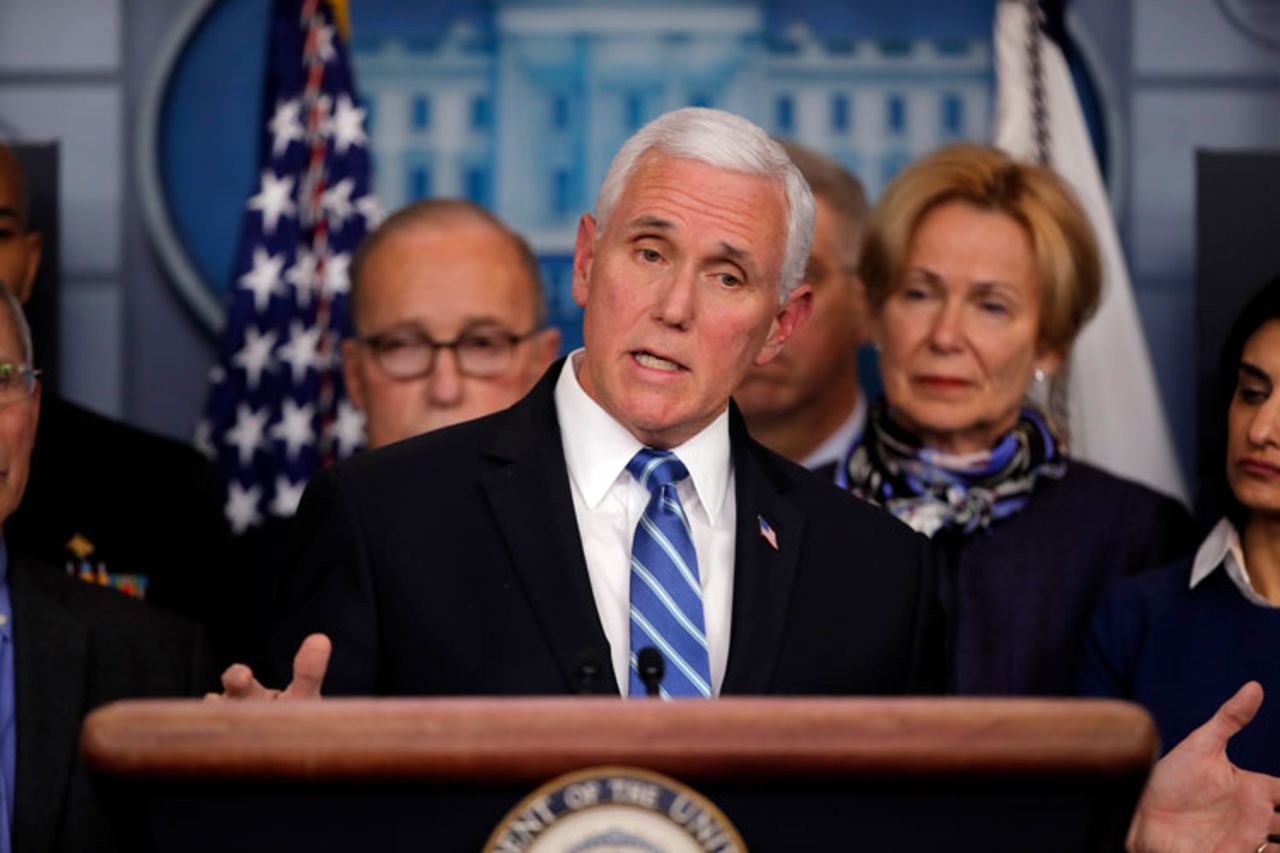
[718,273,742,288]
[378,335,425,353]
[462,334,502,352]
[639,248,662,263]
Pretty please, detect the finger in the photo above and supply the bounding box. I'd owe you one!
[203,691,225,703]
[1199,680,1264,748]
[283,633,331,700]
[220,663,274,700]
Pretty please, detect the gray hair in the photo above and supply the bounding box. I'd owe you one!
[348,198,547,332]
[593,107,815,301]
[0,282,33,366]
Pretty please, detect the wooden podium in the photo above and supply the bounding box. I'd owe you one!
[82,697,1156,851]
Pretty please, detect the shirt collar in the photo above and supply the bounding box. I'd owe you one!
[802,393,867,471]
[554,350,733,523]
[1191,517,1274,608]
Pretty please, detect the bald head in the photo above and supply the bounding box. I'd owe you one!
[0,144,42,304]
[349,199,547,333]
[342,199,561,448]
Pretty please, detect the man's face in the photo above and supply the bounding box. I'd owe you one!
[0,307,38,529]
[572,151,812,449]
[342,222,560,448]
[0,151,41,302]
[735,196,866,426]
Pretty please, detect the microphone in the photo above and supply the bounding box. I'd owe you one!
[575,650,607,695]
[637,647,664,697]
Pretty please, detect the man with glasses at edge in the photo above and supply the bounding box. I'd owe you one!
[341,198,560,450]
[0,283,209,852]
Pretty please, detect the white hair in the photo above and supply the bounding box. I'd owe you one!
[592,107,815,301]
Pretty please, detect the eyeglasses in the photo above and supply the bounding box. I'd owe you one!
[0,363,38,406]
[357,327,541,380]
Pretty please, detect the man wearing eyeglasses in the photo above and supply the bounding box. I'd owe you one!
[0,282,209,852]
[340,199,560,449]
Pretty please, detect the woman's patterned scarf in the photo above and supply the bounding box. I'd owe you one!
[843,400,1067,537]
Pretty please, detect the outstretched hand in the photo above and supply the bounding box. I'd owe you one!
[1128,681,1280,852]
[206,633,332,702]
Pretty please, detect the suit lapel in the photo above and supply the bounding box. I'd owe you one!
[10,555,89,853]
[720,411,804,695]
[479,365,618,695]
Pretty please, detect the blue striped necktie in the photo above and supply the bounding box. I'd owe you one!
[626,448,711,698]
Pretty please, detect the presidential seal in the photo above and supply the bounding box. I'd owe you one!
[484,766,746,853]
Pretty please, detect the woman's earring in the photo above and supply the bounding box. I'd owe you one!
[1034,368,1047,384]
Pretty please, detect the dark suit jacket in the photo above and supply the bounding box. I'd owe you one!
[10,551,212,853]
[931,460,1194,697]
[277,365,941,697]
[7,396,235,665]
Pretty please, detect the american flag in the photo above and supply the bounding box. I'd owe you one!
[198,0,377,535]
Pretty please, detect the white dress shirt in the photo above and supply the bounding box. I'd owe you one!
[1191,517,1277,609]
[554,351,736,695]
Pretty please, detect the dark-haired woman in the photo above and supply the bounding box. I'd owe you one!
[1084,277,1280,773]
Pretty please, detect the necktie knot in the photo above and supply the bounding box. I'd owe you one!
[627,448,689,494]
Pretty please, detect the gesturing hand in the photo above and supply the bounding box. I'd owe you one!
[1128,681,1280,853]
[206,633,333,702]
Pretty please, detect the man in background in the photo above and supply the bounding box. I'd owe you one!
[734,141,870,479]
[0,142,232,656]
[0,282,209,852]
[237,199,562,668]
[341,198,560,449]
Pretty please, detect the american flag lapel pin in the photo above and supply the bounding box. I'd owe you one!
[758,515,779,551]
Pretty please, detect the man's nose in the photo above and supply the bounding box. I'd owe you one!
[427,346,464,406]
[654,266,696,329]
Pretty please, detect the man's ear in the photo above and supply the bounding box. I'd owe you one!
[754,284,814,367]
[29,377,40,432]
[14,230,41,304]
[849,274,872,347]
[532,326,561,374]
[571,214,597,310]
[340,338,367,412]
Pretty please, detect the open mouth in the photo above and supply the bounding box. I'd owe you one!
[632,351,686,373]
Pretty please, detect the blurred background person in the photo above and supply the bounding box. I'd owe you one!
[1084,276,1280,772]
[0,142,232,660]
[342,198,561,449]
[735,141,869,478]
[238,199,562,674]
[0,283,210,853]
[847,143,1194,695]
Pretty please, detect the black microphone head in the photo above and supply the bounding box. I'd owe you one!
[575,649,607,695]
[637,647,664,697]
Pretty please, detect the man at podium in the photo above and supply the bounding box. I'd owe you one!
[221,107,1280,853]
